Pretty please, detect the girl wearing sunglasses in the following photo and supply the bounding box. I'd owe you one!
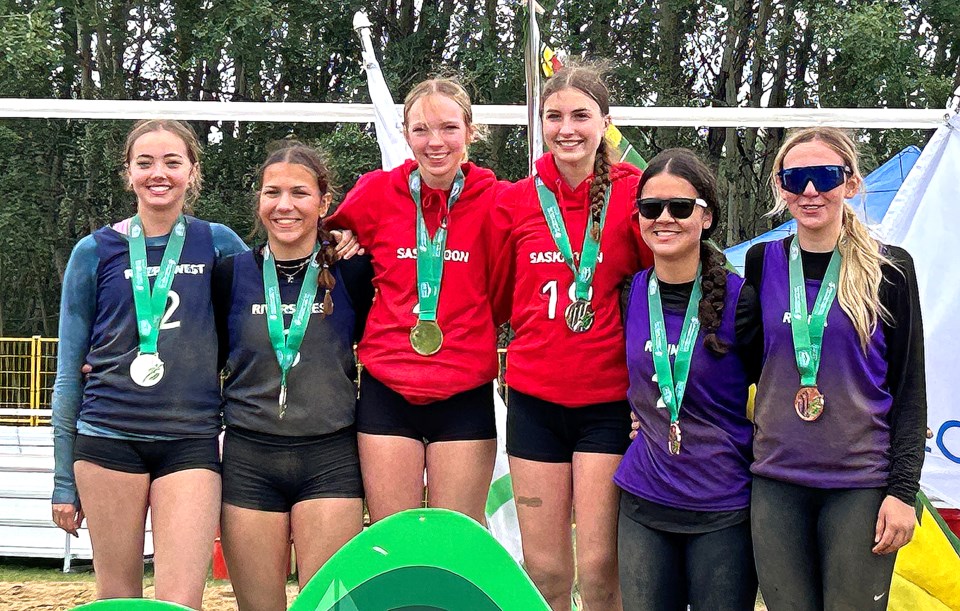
[746,126,926,610]
[493,64,653,610]
[616,149,760,610]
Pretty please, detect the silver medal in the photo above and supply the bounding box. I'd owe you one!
[564,299,595,333]
[130,352,164,387]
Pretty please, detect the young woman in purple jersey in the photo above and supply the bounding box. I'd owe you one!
[51,120,247,609]
[616,148,759,610]
[746,127,926,610]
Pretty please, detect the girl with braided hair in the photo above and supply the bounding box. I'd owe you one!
[493,64,653,610]
[747,127,925,610]
[213,142,373,610]
[616,148,760,610]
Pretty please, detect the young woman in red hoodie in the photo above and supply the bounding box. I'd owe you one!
[327,79,501,525]
[494,65,653,610]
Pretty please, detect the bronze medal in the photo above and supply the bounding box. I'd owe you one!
[410,320,443,356]
[564,299,595,333]
[668,421,682,455]
[794,386,824,421]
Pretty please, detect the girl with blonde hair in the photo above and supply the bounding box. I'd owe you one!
[326,78,503,525]
[746,126,927,610]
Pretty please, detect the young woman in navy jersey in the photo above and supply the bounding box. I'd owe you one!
[747,126,926,610]
[51,119,247,609]
[214,142,373,610]
[492,64,653,611]
[616,148,759,611]
[326,79,501,526]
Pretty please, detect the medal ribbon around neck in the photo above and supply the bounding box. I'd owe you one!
[263,243,322,418]
[647,267,702,455]
[788,236,841,389]
[128,214,187,357]
[535,177,611,302]
[407,168,465,355]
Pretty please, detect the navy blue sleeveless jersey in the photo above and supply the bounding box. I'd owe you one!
[220,250,359,437]
[80,217,221,438]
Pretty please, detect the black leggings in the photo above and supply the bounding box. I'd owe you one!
[751,476,898,611]
[618,511,757,610]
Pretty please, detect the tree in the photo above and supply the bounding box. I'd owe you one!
[0,0,955,335]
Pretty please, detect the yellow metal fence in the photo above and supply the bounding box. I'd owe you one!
[0,336,58,426]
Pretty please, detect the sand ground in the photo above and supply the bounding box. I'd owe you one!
[0,581,300,611]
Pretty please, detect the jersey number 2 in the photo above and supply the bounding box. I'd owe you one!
[159,290,181,330]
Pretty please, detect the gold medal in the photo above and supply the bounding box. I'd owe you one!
[410,320,443,356]
[668,421,682,455]
[794,386,824,421]
[564,299,595,333]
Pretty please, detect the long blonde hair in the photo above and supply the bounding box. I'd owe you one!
[769,127,893,351]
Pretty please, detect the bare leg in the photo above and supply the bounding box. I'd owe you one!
[358,433,426,523]
[425,439,497,524]
[221,503,291,611]
[290,497,364,588]
[150,468,220,610]
[572,452,623,611]
[509,456,574,611]
[74,460,149,600]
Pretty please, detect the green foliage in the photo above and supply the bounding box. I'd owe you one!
[0,0,956,334]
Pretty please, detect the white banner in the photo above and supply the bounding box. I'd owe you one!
[353,12,411,170]
[878,113,960,508]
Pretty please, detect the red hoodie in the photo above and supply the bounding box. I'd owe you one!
[328,159,501,404]
[493,153,653,407]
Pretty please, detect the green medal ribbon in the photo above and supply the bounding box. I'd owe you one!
[788,236,841,387]
[263,243,322,418]
[128,214,187,355]
[647,269,702,429]
[409,168,465,323]
[535,177,611,301]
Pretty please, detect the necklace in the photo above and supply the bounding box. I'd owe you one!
[273,256,311,283]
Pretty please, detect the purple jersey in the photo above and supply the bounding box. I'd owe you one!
[752,241,892,488]
[615,269,753,512]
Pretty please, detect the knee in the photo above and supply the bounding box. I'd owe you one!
[577,551,620,601]
[525,555,574,601]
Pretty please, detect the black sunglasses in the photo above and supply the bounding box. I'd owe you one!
[637,197,708,220]
[777,164,851,195]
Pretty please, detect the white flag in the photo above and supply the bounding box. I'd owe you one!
[353,12,411,170]
[487,382,524,564]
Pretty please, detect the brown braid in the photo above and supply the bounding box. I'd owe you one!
[315,223,339,318]
[588,138,613,241]
[698,242,729,355]
[253,140,339,318]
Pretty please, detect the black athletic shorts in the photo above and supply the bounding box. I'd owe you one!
[73,434,220,479]
[221,426,363,513]
[506,389,632,462]
[356,372,496,442]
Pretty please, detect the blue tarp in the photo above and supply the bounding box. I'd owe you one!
[724,146,922,273]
